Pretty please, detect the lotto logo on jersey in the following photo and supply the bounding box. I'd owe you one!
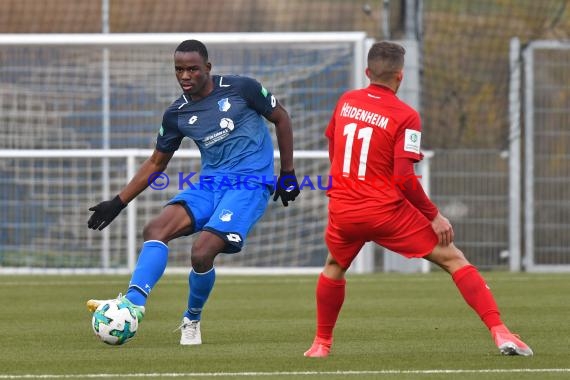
[404,129,421,154]
[226,233,242,243]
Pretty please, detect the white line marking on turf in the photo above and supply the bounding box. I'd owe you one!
[0,274,553,287]
[1,369,569,378]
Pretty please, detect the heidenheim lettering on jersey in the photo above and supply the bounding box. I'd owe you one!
[340,102,389,129]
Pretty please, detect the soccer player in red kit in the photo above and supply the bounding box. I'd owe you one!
[303,41,533,358]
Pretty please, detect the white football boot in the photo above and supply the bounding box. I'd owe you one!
[177,317,202,345]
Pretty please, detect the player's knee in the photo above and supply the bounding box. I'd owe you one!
[190,238,223,272]
[426,244,469,273]
[454,248,470,268]
[323,254,346,279]
[190,250,215,273]
[450,245,469,263]
[142,220,166,241]
[443,245,470,272]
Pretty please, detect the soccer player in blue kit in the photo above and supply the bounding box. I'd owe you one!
[86,39,300,345]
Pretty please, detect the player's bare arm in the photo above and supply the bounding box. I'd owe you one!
[267,103,294,171]
[118,149,174,203]
[88,149,174,230]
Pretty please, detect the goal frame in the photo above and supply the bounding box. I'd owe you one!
[0,32,370,275]
[521,40,570,272]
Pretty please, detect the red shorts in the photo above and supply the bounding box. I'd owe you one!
[325,199,438,269]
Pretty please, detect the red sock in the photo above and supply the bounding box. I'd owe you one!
[452,265,502,329]
[314,273,346,341]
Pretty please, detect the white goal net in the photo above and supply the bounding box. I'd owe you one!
[521,40,570,272]
[0,33,367,274]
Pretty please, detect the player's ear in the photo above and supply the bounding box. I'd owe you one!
[365,67,372,80]
[396,70,403,82]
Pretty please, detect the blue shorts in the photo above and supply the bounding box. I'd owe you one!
[167,179,270,253]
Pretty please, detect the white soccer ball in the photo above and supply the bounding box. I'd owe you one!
[91,299,139,345]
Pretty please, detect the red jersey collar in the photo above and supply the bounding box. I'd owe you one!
[367,83,396,94]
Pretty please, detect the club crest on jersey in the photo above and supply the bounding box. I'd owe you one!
[219,209,233,222]
[218,98,231,112]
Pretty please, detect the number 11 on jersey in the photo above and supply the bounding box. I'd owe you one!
[342,123,373,180]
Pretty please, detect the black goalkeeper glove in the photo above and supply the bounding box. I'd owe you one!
[273,169,300,207]
[87,195,126,231]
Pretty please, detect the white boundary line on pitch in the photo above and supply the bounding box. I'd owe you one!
[1,369,569,378]
[0,274,557,287]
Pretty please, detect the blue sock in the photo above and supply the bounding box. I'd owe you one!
[184,267,216,321]
[125,240,169,306]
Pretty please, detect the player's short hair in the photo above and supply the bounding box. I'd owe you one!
[367,41,405,82]
[175,39,209,61]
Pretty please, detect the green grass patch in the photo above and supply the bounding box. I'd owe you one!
[0,272,568,379]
